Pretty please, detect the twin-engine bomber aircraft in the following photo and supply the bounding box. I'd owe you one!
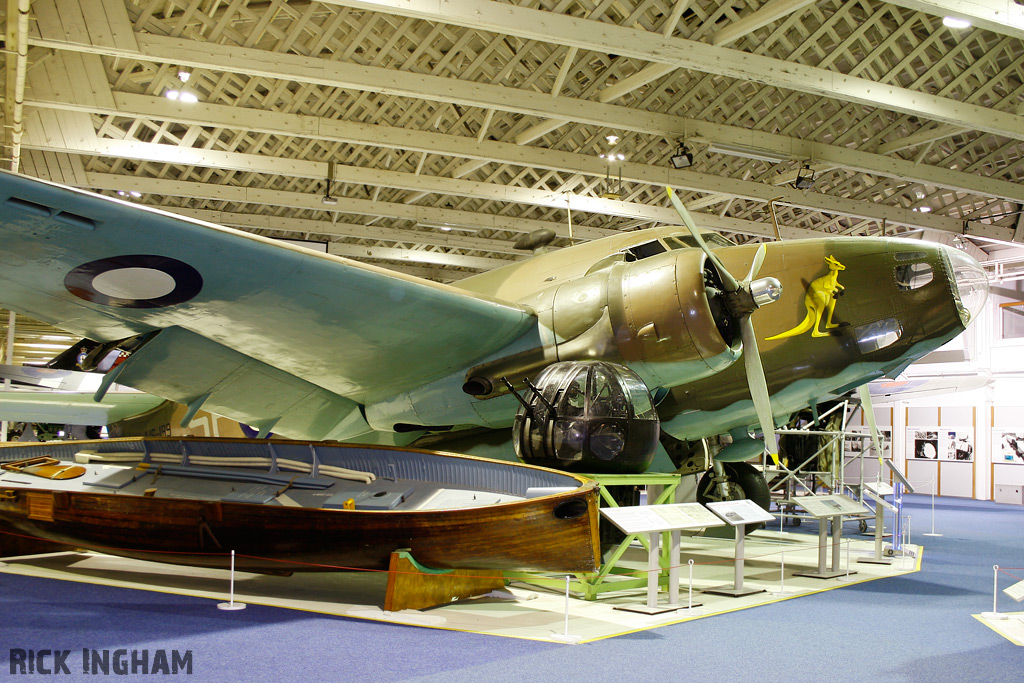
[0,171,987,504]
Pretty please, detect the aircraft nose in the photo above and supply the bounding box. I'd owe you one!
[943,246,989,326]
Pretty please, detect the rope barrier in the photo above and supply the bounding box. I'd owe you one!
[0,524,907,583]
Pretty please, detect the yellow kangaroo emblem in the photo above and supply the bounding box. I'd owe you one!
[766,255,846,340]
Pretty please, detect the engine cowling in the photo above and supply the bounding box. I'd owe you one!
[464,248,740,399]
[512,360,659,473]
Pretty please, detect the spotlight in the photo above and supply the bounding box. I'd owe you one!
[794,164,815,190]
[670,143,693,169]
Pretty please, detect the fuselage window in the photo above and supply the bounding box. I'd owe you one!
[855,318,903,354]
[895,262,933,290]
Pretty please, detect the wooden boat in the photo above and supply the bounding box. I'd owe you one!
[0,437,600,574]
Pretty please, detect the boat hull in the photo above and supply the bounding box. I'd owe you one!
[0,438,601,574]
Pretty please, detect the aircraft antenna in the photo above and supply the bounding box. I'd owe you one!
[565,191,574,245]
[769,197,783,241]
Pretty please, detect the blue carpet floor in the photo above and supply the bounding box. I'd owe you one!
[2,494,1023,682]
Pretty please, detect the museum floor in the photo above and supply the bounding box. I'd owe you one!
[3,494,1023,682]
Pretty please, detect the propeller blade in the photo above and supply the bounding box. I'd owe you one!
[858,384,884,469]
[743,243,768,284]
[666,187,739,292]
[739,316,779,467]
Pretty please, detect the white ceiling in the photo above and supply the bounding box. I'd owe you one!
[2,0,1024,361]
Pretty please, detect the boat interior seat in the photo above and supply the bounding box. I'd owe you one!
[322,485,416,511]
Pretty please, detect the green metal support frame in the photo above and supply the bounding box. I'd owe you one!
[507,472,687,601]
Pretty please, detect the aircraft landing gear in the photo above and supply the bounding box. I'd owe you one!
[696,461,771,531]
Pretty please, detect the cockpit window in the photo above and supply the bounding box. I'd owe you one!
[626,240,668,260]
[895,262,933,290]
[665,234,735,249]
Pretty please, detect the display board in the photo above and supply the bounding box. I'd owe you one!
[706,500,775,526]
[795,494,868,518]
[905,426,975,496]
[600,503,724,535]
[864,487,898,513]
[1004,579,1024,603]
[996,430,1024,464]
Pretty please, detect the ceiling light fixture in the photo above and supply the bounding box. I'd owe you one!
[942,16,971,29]
[322,161,338,205]
[793,164,816,190]
[670,142,693,169]
[178,70,192,83]
[165,89,198,103]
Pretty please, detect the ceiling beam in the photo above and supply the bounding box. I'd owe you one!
[883,0,1024,41]
[25,130,966,235]
[711,0,820,46]
[168,207,527,255]
[24,45,1024,205]
[79,172,831,242]
[321,0,1024,141]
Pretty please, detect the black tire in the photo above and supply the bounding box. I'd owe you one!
[696,461,772,532]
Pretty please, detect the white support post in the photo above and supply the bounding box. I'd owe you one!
[1,310,14,442]
[217,550,247,611]
[982,565,1008,620]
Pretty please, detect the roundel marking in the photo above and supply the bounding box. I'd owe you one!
[64,255,203,309]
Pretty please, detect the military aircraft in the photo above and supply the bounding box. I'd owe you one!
[0,170,988,507]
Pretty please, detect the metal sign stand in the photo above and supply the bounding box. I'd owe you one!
[792,494,867,579]
[859,486,895,565]
[601,502,725,615]
[702,500,776,597]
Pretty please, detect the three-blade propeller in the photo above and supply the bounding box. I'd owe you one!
[666,187,783,465]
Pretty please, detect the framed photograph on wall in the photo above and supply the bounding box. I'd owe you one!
[941,430,974,462]
[847,426,892,459]
[997,431,1024,464]
[912,430,939,460]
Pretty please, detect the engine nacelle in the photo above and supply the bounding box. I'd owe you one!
[512,361,659,474]
[465,249,739,397]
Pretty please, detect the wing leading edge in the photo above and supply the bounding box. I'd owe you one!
[0,172,535,427]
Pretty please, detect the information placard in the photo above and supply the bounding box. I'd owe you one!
[1004,579,1024,603]
[864,481,894,496]
[600,503,724,535]
[864,487,898,513]
[706,499,775,526]
[795,494,868,518]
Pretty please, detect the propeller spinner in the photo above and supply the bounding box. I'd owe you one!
[666,187,783,465]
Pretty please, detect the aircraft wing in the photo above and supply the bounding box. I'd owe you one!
[0,171,534,438]
[0,389,165,425]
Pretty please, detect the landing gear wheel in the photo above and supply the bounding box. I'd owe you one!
[858,518,869,534]
[696,462,772,532]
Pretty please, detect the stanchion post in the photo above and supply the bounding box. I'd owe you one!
[217,550,246,611]
[982,565,1008,620]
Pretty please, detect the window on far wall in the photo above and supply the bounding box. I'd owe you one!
[996,278,1024,339]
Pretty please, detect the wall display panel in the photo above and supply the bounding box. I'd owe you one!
[996,430,1024,464]
[905,428,940,494]
[942,429,974,461]
[940,462,975,498]
[905,426,975,498]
